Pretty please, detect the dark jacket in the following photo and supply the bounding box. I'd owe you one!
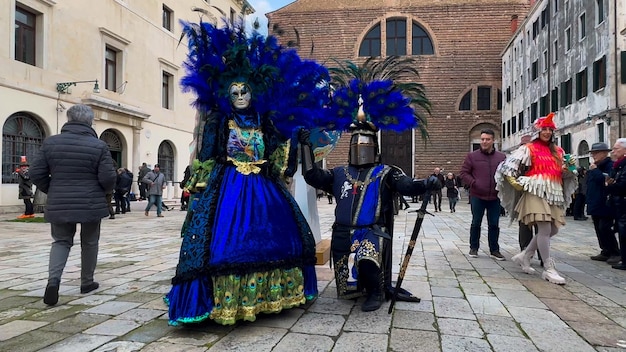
[459,148,506,201]
[586,157,613,216]
[116,170,134,193]
[606,157,626,218]
[30,122,117,223]
[444,178,459,198]
[17,168,33,199]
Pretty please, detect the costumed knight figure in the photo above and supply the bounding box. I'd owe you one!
[300,57,441,312]
[165,19,329,325]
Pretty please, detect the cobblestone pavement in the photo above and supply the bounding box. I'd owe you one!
[1,198,625,352]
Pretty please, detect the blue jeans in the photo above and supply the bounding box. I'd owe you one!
[145,194,163,215]
[469,197,501,252]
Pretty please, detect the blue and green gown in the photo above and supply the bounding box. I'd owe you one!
[165,112,318,325]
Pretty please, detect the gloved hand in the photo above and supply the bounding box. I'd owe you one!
[505,175,523,191]
[425,175,442,190]
[297,128,312,146]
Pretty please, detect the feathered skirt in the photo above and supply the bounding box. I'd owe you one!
[165,164,318,325]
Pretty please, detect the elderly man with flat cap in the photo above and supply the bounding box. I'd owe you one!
[586,142,620,264]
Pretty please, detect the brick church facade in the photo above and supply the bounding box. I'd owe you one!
[268,0,531,178]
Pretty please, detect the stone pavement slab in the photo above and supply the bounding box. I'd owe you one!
[0,200,625,351]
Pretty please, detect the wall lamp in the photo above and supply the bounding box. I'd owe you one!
[56,80,100,94]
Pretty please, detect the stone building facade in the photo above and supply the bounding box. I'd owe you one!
[501,0,626,169]
[0,0,252,211]
[268,0,531,178]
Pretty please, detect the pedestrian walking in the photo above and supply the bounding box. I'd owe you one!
[142,164,166,217]
[460,129,506,260]
[30,104,117,305]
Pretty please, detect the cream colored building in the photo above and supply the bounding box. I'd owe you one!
[0,0,253,212]
[501,0,626,168]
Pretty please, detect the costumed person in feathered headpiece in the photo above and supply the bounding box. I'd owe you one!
[495,112,577,284]
[298,57,440,312]
[165,19,329,326]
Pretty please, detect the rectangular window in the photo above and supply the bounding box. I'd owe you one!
[576,68,588,99]
[162,71,172,109]
[553,0,558,14]
[105,46,118,91]
[551,87,559,112]
[541,7,549,29]
[593,56,606,91]
[532,20,539,39]
[553,40,558,64]
[598,122,605,142]
[15,6,36,66]
[540,95,549,116]
[386,19,407,56]
[561,133,572,154]
[477,86,491,110]
[565,79,573,105]
[497,89,502,110]
[565,27,571,51]
[532,60,538,80]
[560,80,572,107]
[579,13,586,39]
[519,111,524,131]
[512,115,517,134]
[507,120,511,137]
[543,50,548,72]
[162,5,173,31]
[531,102,538,122]
[506,87,511,102]
[596,0,604,24]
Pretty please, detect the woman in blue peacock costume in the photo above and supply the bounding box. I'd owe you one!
[165,20,329,325]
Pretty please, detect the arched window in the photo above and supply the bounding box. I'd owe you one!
[412,23,434,55]
[386,19,406,56]
[359,19,435,58]
[577,140,590,168]
[158,141,174,182]
[100,129,123,168]
[358,24,381,57]
[459,91,472,111]
[2,112,45,183]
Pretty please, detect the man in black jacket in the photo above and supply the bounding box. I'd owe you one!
[30,104,117,306]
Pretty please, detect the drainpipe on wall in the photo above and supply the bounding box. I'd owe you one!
[614,0,622,137]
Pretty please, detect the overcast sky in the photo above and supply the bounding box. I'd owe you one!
[246,0,294,34]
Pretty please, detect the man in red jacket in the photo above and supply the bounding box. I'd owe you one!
[460,129,506,260]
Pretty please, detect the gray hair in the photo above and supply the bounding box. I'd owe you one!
[67,104,94,125]
[616,138,626,149]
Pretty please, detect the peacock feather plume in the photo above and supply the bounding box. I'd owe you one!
[320,56,431,140]
[179,19,329,138]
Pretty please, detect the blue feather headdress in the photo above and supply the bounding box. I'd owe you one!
[179,19,330,138]
[318,56,431,138]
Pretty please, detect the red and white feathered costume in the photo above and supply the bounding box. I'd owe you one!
[495,113,577,227]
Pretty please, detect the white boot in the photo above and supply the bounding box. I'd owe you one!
[541,258,566,285]
[511,249,536,274]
